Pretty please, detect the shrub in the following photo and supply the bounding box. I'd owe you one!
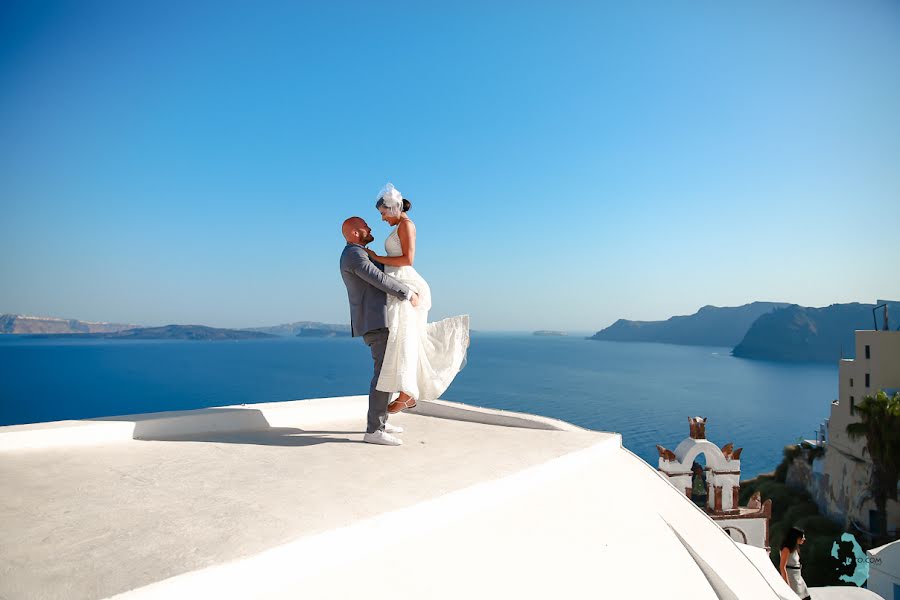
[740,475,773,504]
[794,515,842,537]
[754,480,812,522]
[781,501,820,526]
[775,445,802,483]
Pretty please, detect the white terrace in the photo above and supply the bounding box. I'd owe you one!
[0,397,882,600]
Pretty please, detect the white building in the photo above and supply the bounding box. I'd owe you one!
[824,328,900,535]
[866,540,900,600]
[0,396,885,599]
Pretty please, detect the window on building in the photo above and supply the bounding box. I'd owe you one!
[865,345,870,359]
[869,509,886,536]
[850,397,855,416]
[865,373,870,388]
[850,378,854,387]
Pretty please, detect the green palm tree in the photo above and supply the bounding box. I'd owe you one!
[846,390,900,534]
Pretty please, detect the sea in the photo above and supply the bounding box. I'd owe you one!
[0,333,836,478]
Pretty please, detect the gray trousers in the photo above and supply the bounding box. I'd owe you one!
[363,328,391,434]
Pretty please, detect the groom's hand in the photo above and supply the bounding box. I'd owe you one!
[409,293,419,307]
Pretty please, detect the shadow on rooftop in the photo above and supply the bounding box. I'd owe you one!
[90,407,362,447]
[139,427,360,447]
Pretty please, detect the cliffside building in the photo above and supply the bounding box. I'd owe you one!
[818,328,900,536]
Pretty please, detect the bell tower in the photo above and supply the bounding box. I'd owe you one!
[656,417,772,549]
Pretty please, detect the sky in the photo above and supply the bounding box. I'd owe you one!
[1,1,899,331]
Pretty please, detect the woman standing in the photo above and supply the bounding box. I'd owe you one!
[779,527,810,600]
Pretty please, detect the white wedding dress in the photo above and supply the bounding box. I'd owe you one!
[375,226,469,400]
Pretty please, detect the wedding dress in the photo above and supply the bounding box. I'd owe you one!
[375,226,469,400]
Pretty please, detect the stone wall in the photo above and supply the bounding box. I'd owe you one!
[785,446,899,535]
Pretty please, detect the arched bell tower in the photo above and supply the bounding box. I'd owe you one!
[656,417,771,549]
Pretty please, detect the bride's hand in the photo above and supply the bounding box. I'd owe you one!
[365,247,381,262]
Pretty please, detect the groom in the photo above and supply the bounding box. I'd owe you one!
[340,216,419,446]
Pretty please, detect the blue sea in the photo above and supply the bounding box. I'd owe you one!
[0,333,836,478]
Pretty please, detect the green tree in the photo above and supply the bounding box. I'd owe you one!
[846,390,900,533]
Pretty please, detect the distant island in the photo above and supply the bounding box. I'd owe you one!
[19,324,276,341]
[0,314,138,335]
[589,302,789,347]
[295,327,350,338]
[1,314,352,340]
[733,301,900,362]
[243,321,350,338]
[592,300,899,363]
[533,330,568,337]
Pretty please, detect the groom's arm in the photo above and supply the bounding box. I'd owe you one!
[345,248,413,300]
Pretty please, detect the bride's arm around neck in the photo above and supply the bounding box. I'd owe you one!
[368,219,416,267]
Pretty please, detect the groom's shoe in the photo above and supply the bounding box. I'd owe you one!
[384,423,404,434]
[363,430,403,446]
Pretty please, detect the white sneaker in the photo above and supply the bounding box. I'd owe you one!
[384,423,404,434]
[363,430,403,446]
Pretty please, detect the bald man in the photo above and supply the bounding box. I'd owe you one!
[340,217,419,446]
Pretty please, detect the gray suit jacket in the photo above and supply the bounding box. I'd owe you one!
[340,243,412,337]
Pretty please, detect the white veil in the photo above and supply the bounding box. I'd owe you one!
[376,182,404,217]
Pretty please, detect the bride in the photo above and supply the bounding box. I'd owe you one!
[365,183,469,413]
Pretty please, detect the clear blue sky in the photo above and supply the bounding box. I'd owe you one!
[2,1,899,331]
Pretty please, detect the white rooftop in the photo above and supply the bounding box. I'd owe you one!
[0,396,870,599]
